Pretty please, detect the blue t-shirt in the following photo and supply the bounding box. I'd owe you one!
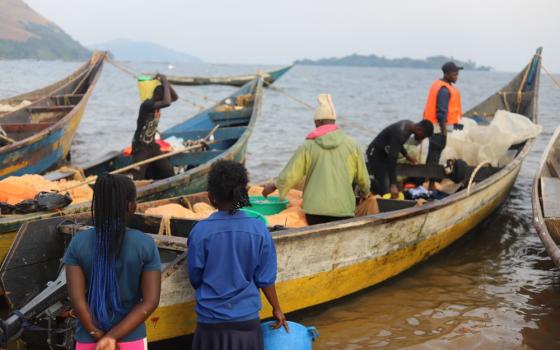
[63,228,161,343]
[187,210,277,324]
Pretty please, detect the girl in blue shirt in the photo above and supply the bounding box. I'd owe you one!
[64,174,161,350]
[188,160,288,350]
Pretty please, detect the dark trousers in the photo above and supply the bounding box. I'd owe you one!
[306,214,353,225]
[367,159,390,195]
[131,146,175,180]
[366,148,390,195]
[426,133,447,165]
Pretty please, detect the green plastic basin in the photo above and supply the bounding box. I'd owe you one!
[240,208,269,225]
[247,196,289,216]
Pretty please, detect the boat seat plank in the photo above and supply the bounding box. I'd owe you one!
[164,126,246,142]
[396,164,501,183]
[544,219,560,243]
[208,109,252,127]
[0,122,55,133]
[27,105,76,114]
[170,150,224,167]
[541,177,560,218]
[546,149,560,178]
[377,198,417,213]
[51,94,84,105]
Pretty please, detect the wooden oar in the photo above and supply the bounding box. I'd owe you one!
[59,124,220,192]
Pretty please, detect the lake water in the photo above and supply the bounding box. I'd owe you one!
[0,57,559,349]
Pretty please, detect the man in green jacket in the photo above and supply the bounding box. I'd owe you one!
[262,94,370,225]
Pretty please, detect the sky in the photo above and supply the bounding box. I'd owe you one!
[25,0,560,72]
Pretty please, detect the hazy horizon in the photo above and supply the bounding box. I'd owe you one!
[24,0,560,72]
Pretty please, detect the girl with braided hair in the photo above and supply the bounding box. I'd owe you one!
[64,174,161,350]
[188,160,288,350]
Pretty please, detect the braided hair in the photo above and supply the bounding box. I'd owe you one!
[207,160,250,213]
[89,173,136,330]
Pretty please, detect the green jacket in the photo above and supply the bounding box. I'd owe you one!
[275,129,370,217]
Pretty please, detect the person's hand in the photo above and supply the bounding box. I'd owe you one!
[89,329,105,342]
[262,183,277,198]
[271,308,289,332]
[389,184,399,199]
[95,335,117,350]
[406,155,417,165]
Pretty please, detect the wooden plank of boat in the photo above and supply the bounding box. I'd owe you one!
[532,126,560,267]
[166,65,292,87]
[0,52,106,179]
[0,48,543,345]
[0,77,264,246]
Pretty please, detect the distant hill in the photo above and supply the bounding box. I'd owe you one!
[0,0,90,60]
[90,39,203,63]
[296,53,492,71]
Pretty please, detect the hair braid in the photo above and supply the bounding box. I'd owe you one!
[88,173,136,330]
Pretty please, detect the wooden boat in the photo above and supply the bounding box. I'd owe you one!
[0,77,263,244]
[0,49,542,347]
[0,52,106,179]
[166,65,292,87]
[532,126,560,267]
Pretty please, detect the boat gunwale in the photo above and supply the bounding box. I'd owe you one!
[531,126,560,267]
[166,65,292,86]
[0,52,106,155]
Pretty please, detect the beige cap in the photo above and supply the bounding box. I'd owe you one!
[314,93,337,120]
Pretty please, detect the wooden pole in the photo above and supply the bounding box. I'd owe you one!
[0,133,16,144]
[58,125,221,192]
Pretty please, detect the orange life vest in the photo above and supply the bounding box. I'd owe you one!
[423,80,462,125]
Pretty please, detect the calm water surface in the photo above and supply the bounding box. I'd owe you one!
[0,59,559,349]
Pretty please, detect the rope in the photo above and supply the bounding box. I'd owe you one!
[157,216,173,236]
[263,80,314,110]
[105,58,208,111]
[0,87,20,94]
[542,65,560,90]
[263,80,374,136]
[467,161,491,195]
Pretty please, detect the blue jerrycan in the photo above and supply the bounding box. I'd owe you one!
[261,321,319,350]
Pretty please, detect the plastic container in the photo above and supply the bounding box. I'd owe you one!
[137,75,161,101]
[247,196,288,215]
[261,321,319,350]
[239,208,269,226]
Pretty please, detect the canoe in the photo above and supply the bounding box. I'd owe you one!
[532,126,560,267]
[166,65,292,87]
[0,77,263,245]
[0,48,542,347]
[0,52,106,179]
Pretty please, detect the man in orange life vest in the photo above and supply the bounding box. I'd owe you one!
[423,61,463,189]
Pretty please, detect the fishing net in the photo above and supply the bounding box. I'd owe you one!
[0,174,93,206]
[441,110,542,166]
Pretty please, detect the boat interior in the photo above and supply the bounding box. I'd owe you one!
[0,61,104,144]
[538,136,560,242]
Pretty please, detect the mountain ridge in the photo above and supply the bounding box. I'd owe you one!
[295,53,492,71]
[0,0,90,60]
[90,39,203,63]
